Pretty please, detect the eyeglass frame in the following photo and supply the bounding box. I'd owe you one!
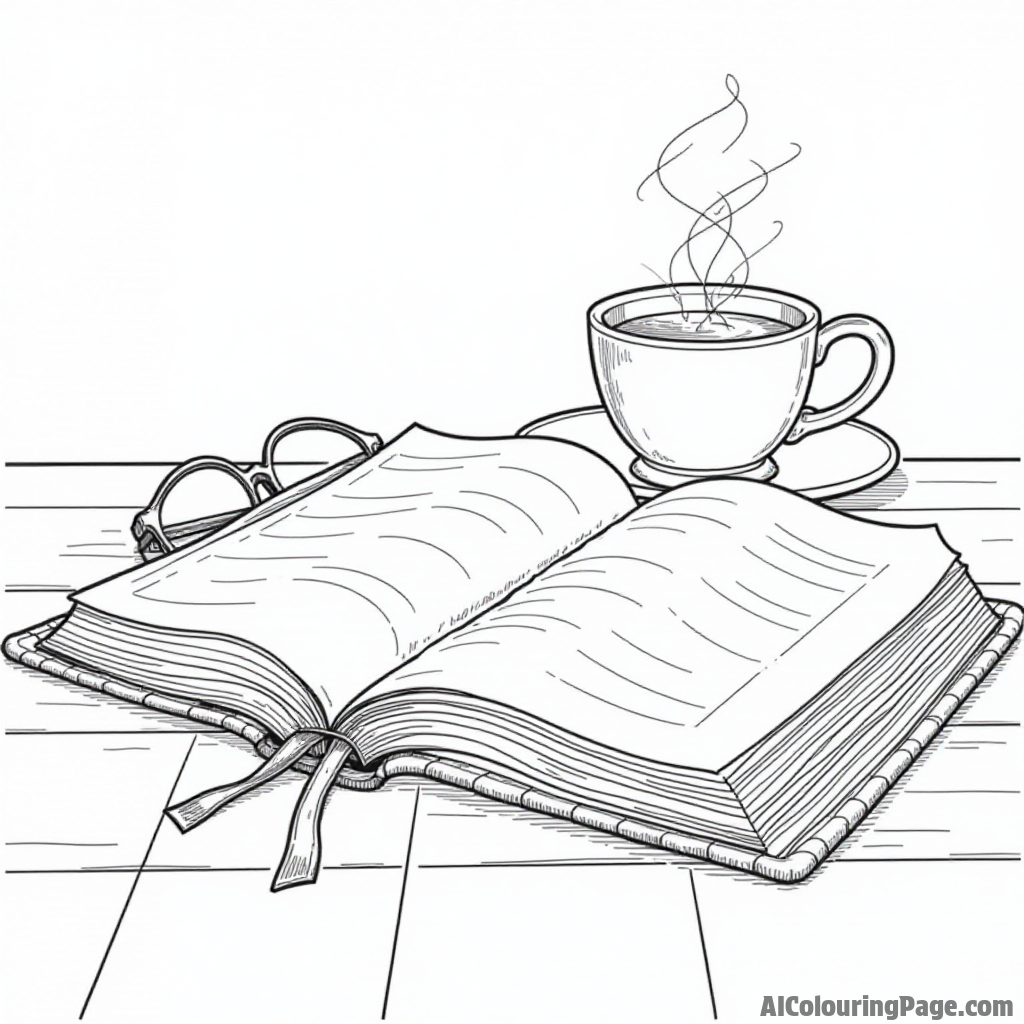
[131,417,383,559]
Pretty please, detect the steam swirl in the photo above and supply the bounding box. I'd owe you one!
[638,75,801,331]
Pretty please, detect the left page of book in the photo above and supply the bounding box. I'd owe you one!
[50,426,636,720]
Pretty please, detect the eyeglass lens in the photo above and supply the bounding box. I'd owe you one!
[267,426,366,490]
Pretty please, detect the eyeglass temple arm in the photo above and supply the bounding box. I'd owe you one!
[139,508,248,547]
[131,457,263,558]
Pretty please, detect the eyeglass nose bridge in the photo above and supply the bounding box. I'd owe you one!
[246,469,280,501]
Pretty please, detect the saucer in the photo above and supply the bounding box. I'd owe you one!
[517,406,900,501]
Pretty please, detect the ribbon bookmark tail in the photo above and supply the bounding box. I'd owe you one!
[165,732,323,832]
[272,738,353,892]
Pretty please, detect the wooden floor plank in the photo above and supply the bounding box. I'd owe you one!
[694,860,1022,1019]
[2,873,140,1021]
[79,867,404,1021]
[385,859,714,1020]
[5,732,198,872]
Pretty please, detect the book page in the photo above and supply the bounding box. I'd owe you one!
[352,478,958,770]
[68,426,636,718]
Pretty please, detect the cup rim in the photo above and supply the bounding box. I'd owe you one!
[588,282,822,350]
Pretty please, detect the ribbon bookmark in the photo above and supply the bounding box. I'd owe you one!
[165,731,324,832]
[272,738,353,891]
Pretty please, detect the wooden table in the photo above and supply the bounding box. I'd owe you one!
[3,456,1021,1022]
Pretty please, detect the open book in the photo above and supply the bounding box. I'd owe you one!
[13,426,1020,886]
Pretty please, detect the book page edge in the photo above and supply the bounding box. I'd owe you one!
[5,600,1020,881]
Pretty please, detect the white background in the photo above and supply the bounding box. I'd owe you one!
[1,0,1021,462]
[1,5,1022,1020]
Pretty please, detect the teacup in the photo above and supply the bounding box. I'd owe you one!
[588,283,894,486]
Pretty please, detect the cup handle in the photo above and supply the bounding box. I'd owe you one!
[785,314,894,443]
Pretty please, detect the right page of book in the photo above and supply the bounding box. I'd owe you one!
[353,479,963,770]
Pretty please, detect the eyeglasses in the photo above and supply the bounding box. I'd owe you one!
[131,417,383,560]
